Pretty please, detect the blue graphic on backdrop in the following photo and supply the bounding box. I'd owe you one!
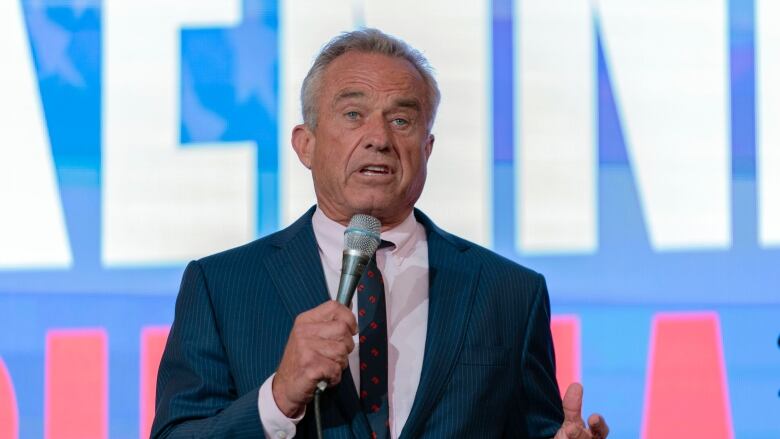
[0,0,279,295]
[2,1,280,437]
[0,0,778,437]
[492,0,779,306]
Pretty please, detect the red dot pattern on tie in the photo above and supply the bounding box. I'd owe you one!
[358,255,390,439]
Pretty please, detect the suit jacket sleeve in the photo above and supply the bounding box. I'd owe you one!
[518,274,564,438]
[151,260,264,438]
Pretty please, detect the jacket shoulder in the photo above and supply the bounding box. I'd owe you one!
[432,224,544,285]
[467,240,544,289]
[196,232,278,268]
[195,207,315,272]
[414,208,544,286]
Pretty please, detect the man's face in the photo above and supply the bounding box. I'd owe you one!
[292,51,434,229]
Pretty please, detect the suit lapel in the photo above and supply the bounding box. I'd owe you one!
[263,212,330,318]
[399,213,480,438]
[263,208,372,438]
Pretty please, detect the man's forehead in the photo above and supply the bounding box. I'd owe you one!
[334,89,366,101]
[323,52,424,88]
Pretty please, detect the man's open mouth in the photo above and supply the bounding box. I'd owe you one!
[360,165,391,175]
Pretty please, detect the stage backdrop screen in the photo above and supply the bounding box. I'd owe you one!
[1,0,778,438]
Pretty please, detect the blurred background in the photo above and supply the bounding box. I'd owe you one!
[1,0,778,437]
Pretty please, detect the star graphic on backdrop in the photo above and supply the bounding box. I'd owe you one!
[181,65,228,141]
[25,6,85,87]
[71,0,97,18]
[227,1,277,112]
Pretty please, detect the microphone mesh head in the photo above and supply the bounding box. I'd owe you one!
[344,214,381,256]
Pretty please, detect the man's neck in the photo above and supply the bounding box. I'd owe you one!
[314,204,413,232]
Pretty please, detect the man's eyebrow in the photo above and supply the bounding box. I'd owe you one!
[394,98,421,110]
[331,91,422,112]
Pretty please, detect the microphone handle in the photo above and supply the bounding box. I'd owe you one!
[318,250,371,392]
[336,250,370,306]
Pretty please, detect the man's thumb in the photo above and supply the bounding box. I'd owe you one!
[562,382,584,422]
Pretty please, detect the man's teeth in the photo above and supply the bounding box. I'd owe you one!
[361,166,389,174]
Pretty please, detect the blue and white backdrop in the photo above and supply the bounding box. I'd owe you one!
[0,0,778,437]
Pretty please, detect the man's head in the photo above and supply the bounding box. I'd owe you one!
[300,29,440,130]
[292,29,440,229]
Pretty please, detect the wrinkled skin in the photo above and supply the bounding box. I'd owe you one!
[291,51,434,231]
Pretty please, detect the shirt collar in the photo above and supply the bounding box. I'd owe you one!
[311,207,419,262]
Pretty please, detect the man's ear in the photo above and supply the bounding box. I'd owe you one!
[424,133,434,160]
[291,124,315,169]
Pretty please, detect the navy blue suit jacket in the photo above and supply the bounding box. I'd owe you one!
[151,208,563,438]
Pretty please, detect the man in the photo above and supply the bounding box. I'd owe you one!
[152,29,609,438]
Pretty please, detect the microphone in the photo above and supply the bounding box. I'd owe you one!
[336,214,382,307]
[316,214,381,393]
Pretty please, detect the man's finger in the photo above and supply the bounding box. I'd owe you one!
[300,301,357,334]
[564,423,591,439]
[588,413,609,439]
[304,301,343,321]
[302,320,355,342]
[313,339,351,368]
[562,382,585,425]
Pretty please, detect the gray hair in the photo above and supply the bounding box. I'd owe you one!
[300,28,441,129]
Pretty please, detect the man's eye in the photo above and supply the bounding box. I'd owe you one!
[345,111,360,120]
[392,118,409,127]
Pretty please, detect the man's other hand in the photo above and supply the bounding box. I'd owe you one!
[553,383,609,439]
[272,300,357,417]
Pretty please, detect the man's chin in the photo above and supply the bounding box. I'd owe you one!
[354,205,413,229]
[351,203,393,218]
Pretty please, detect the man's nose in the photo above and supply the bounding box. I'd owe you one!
[362,115,392,151]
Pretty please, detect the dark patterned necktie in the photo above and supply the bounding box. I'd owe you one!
[357,249,391,439]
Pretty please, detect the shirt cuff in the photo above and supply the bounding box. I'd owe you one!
[258,373,305,439]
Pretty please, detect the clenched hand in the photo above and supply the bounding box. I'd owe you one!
[272,301,357,417]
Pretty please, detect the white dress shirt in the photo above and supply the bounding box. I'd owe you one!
[259,207,430,438]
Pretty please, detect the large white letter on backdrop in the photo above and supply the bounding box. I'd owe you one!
[596,0,730,251]
[281,0,491,245]
[515,0,597,254]
[756,0,780,247]
[102,0,256,265]
[515,0,730,253]
[0,1,72,268]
